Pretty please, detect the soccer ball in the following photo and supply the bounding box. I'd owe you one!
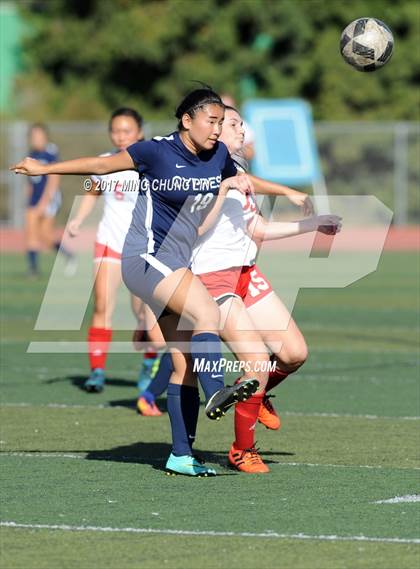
[340,18,394,72]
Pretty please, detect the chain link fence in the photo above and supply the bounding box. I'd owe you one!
[1,120,419,226]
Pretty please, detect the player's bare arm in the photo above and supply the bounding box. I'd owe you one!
[197,174,254,236]
[67,181,101,237]
[249,174,314,216]
[247,213,342,242]
[10,150,135,177]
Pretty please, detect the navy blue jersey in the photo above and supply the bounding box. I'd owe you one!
[123,132,237,264]
[28,144,59,207]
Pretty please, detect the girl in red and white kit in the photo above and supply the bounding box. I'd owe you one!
[68,108,164,401]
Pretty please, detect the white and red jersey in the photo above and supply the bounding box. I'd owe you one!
[192,154,275,308]
[91,153,139,254]
[191,154,258,274]
[191,189,258,274]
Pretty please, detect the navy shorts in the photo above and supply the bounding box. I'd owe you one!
[122,252,188,318]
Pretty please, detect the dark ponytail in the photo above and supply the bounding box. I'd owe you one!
[175,87,224,130]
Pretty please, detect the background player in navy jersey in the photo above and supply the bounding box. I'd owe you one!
[25,123,75,277]
[11,88,260,477]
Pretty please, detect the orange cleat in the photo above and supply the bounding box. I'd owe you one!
[258,395,281,430]
[137,396,162,417]
[228,443,269,473]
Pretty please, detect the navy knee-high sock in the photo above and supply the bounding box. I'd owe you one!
[167,383,192,456]
[190,332,224,401]
[143,351,173,403]
[180,385,200,448]
[27,250,38,273]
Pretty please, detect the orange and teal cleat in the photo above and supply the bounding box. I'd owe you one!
[137,396,162,416]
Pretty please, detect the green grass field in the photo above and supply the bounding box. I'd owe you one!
[1,251,419,569]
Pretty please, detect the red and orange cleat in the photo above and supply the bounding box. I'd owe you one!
[137,396,162,417]
[228,443,269,473]
[258,395,281,430]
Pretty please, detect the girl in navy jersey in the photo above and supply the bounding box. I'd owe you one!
[25,123,75,276]
[11,88,261,477]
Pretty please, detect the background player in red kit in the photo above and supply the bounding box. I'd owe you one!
[68,108,164,399]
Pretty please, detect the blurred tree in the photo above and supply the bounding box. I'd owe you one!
[12,0,420,120]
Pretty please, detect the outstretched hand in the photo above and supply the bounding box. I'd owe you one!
[221,174,254,195]
[10,157,46,176]
[287,192,314,216]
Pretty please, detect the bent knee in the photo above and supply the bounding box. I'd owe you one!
[149,339,167,352]
[278,343,308,371]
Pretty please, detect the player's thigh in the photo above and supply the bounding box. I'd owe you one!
[247,292,308,364]
[157,313,195,387]
[153,268,220,330]
[219,297,269,387]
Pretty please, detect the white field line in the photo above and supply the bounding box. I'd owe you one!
[1,452,419,471]
[1,452,86,460]
[1,402,111,409]
[374,495,420,504]
[1,402,419,421]
[1,521,419,544]
[283,411,420,421]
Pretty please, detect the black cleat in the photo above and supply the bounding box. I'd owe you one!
[205,379,259,420]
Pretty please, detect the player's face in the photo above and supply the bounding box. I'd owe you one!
[29,128,48,152]
[219,109,245,154]
[187,104,225,151]
[109,116,143,150]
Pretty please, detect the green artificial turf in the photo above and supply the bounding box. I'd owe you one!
[1,252,419,569]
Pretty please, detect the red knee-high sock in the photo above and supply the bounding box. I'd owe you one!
[88,327,112,370]
[234,393,264,450]
[266,368,289,392]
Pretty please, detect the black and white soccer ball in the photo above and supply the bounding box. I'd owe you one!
[340,18,394,72]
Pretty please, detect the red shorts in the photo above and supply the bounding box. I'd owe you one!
[198,265,253,303]
[94,242,121,263]
[243,265,274,308]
